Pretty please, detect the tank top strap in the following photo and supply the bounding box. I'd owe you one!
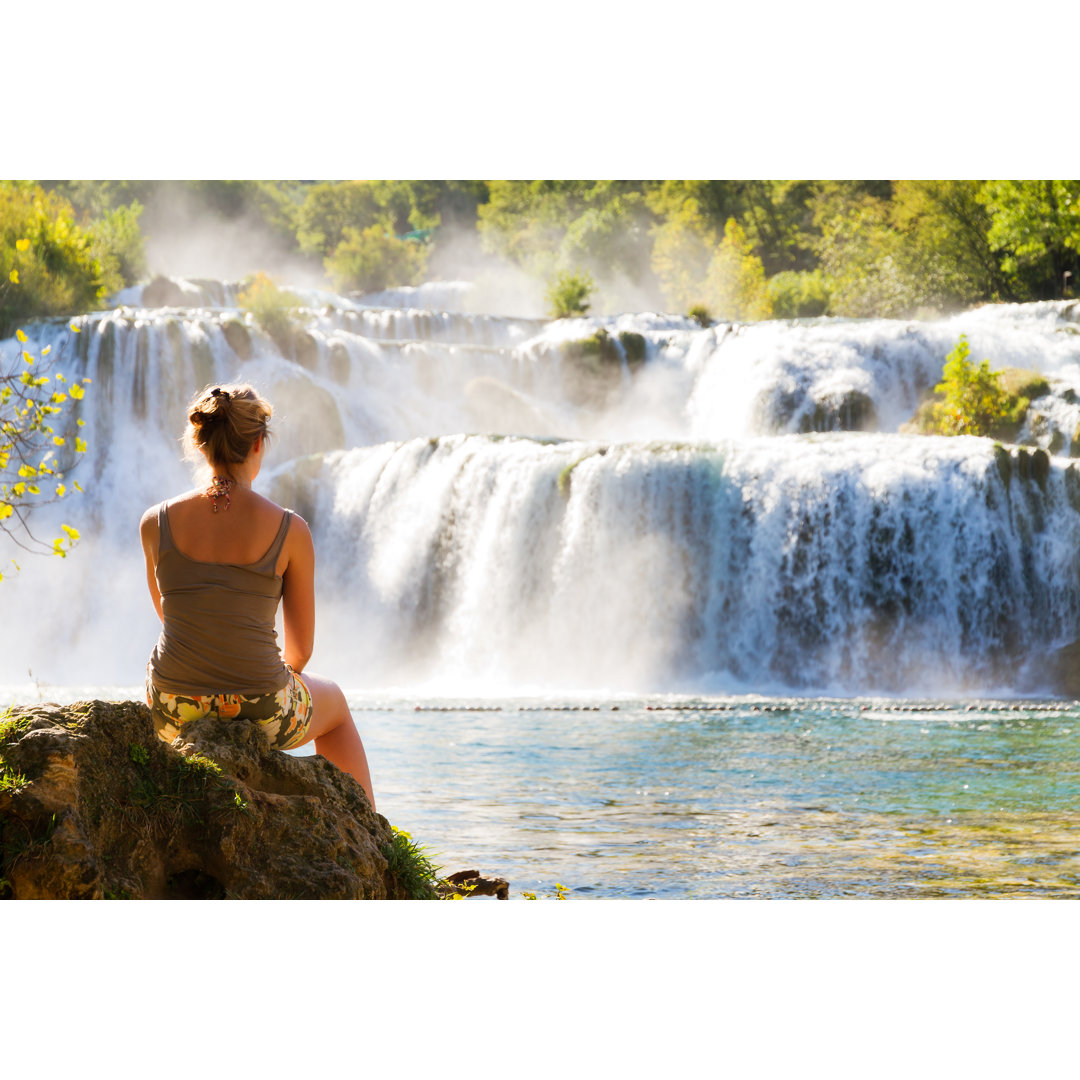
[157,501,175,554]
[253,509,293,574]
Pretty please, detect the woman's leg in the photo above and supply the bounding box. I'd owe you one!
[294,672,376,812]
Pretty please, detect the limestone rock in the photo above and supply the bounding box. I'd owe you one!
[0,700,421,900]
[142,276,188,308]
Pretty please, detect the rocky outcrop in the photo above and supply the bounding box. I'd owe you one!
[141,276,189,308]
[0,700,430,900]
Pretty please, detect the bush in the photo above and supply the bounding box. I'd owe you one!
[546,269,594,318]
[915,335,1030,439]
[687,304,712,327]
[766,269,829,318]
[324,225,428,294]
[0,182,115,338]
[86,202,148,289]
[1,241,91,573]
[236,273,301,348]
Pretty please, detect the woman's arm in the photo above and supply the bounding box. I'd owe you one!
[281,514,316,673]
[139,506,163,623]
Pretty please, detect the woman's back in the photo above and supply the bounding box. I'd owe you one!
[148,489,293,696]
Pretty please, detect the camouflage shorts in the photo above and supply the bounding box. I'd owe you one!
[145,666,313,751]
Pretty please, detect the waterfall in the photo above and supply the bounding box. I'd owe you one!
[4,279,1080,694]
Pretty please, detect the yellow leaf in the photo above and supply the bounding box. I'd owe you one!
[9,269,19,284]
[69,384,85,400]
[42,346,51,356]
[16,238,30,252]
[75,437,87,453]
[0,503,12,520]
[69,322,81,333]
[61,524,80,541]
[55,484,66,497]
[12,483,25,497]
[73,481,83,493]
[52,436,65,446]
[15,329,27,343]
[22,351,33,365]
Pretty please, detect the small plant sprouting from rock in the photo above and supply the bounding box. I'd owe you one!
[687,304,712,327]
[382,826,442,900]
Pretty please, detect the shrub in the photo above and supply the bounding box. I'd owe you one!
[237,272,301,347]
[766,269,830,318]
[324,225,428,294]
[687,304,712,327]
[1,240,91,574]
[0,182,115,338]
[915,335,1030,439]
[546,269,594,319]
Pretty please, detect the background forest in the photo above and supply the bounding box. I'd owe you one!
[2,179,1079,337]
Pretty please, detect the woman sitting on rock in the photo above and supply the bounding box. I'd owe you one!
[139,383,375,811]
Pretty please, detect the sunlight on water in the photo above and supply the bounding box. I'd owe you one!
[13,684,1078,899]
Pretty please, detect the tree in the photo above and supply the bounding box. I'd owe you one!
[979,180,1080,299]
[0,182,117,338]
[1,241,90,577]
[703,218,772,321]
[323,225,428,293]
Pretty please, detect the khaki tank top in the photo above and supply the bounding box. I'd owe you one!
[148,501,292,696]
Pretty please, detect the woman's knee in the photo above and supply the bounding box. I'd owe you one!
[299,672,350,739]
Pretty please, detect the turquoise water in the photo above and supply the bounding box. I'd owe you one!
[344,694,1080,899]
[9,686,1080,899]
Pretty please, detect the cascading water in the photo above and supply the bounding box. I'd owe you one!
[4,282,1080,695]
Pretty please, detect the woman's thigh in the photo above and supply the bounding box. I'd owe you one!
[292,671,350,745]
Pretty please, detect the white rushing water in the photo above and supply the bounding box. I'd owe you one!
[4,285,1080,695]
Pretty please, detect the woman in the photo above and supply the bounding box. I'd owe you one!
[140,383,376,811]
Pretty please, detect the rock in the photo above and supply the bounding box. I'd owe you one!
[221,318,252,361]
[328,340,351,385]
[1034,640,1080,699]
[437,868,509,900]
[142,276,188,308]
[293,330,319,372]
[799,390,877,434]
[465,376,552,436]
[0,700,423,899]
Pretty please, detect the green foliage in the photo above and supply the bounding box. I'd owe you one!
[704,219,772,321]
[979,180,1080,299]
[916,335,1030,439]
[1,248,90,573]
[323,224,428,294]
[546,270,594,318]
[687,304,712,327]
[382,826,441,900]
[85,202,148,289]
[0,182,116,337]
[766,269,829,318]
[237,272,302,345]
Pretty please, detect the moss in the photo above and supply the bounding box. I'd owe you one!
[1050,430,1066,455]
[992,443,1012,491]
[687,305,712,327]
[617,330,647,369]
[1031,448,1051,491]
[564,328,621,372]
[998,367,1051,401]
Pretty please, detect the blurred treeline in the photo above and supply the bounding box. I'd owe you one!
[2,179,1078,333]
